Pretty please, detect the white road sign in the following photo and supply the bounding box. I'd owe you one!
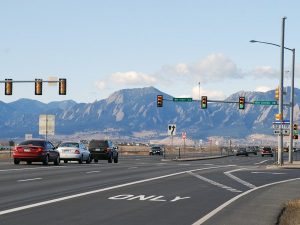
[168,124,176,136]
[39,114,55,135]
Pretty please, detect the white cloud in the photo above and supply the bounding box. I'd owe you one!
[94,81,106,90]
[255,86,272,92]
[250,66,278,79]
[192,86,226,100]
[159,53,243,84]
[111,71,156,85]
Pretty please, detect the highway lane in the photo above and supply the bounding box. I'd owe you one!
[0,155,299,225]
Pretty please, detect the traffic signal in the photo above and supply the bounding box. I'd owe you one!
[293,124,298,139]
[275,87,279,100]
[35,79,43,95]
[157,95,163,107]
[275,113,282,121]
[5,79,13,95]
[59,78,67,95]
[201,96,207,109]
[239,97,245,109]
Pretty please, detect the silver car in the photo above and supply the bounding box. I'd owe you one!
[57,141,91,164]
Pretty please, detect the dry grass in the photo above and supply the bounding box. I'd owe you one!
[278,199,300,225]
[0,151,11,159]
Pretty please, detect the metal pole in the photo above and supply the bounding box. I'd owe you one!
[289,48,295,163]
[278,17,286,165]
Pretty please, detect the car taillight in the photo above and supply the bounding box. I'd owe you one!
[14,147,23,152]
[75,149,80,154]
[36,147,43,153]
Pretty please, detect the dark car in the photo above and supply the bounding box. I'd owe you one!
[88,140,119,163]
[149,146,164,155]
[235,147,248,156]
[13,139,60,165]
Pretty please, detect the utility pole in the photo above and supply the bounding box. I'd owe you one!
[278,17,287,165]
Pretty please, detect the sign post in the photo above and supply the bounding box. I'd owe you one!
[39,115,55,140]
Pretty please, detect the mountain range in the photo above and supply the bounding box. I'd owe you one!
[0,86,299,141]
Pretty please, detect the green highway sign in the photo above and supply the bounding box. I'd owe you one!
[173,98,193,102]
[254,100,277,105]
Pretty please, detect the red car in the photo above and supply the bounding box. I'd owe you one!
[13,139,60,165]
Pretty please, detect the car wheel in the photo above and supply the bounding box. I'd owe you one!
[26,161,32,165]
[86,155,91,164]
[261,155,264,157]
[94,159,98,163]
[78,155,83,164]
[14,159,20,165]
[54,156,60,166]
[271,154,274,157]
[108,156,112,163]
[114,156,119,163]
[64,160,68,163]
[43,155,49,165]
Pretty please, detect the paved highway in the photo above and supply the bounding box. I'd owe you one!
[0,154,299,225]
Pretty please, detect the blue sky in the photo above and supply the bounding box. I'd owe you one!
[0,0,300,103]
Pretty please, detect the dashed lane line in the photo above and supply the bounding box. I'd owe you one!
[18,178,42,182]
[0,164,236,216]
[187,172,242,193]
[254,160,270,165]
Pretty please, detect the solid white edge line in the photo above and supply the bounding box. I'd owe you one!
[0,165,235,216]
[192,177,300,225]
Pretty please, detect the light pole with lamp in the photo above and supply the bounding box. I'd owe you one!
[250,20,295,164]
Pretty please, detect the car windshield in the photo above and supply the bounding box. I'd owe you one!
[151,147,161,150]
[19,140,45,147]
[59,142,79,148]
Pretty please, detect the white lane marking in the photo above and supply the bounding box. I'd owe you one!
[0,166,67,172]
[0,165,235,216]
[224,168,256,189]
[251,172,286,175]
[192,177,300,225]
[18,178,42,182]
[127,167,138,169]
[254,160,270,165]
[187,172,241,193]
[86,171,100,174]
[203,164,214,166]
[178,164,191,166]
[156,163,167,165]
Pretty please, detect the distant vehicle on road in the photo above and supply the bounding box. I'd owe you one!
[246,146,258,155]
[149,146,164,155]
[235,147,248,156]
[88,140,119,163]
[260,147,273,157]
[57,141,91,164]
[13,139,60,165]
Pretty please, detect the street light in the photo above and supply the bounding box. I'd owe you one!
[250,23,295,164]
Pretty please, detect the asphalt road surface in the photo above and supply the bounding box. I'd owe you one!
[0,154,299,225]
